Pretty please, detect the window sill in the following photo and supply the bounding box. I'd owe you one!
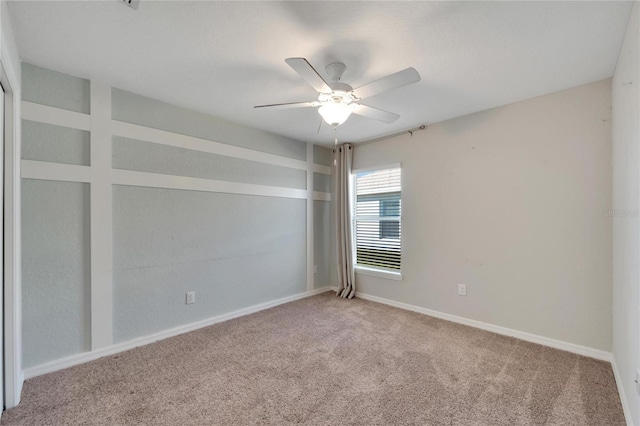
[354,266,403,281]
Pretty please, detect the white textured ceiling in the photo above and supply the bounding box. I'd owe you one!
[8,1,633,145]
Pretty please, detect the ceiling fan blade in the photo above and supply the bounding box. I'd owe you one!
[352,67,420,100]
[352,104,400,123]
[285,58,331,93]
[254,101,319,110]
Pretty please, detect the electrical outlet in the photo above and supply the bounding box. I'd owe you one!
[458,284,467,296]
[186,291,195,305]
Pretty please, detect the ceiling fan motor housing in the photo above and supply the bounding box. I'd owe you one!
[326,83,354,94]
[325,62,347,82]
[319,89,355,104]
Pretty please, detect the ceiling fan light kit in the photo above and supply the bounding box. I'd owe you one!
[318,102,354,127]
[255,57,421,131]
[316,87,355,127]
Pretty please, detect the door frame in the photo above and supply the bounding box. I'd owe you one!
[1,41,22,410]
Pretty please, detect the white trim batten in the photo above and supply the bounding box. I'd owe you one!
[21,101,331,179]
[20,101,332,177]
[21,160,332,201]
[21,160,92,183]
[306,143,314,291]
[22,101,91,131]
[89,82,114,350]
[111,120,327,174]
[313,163,331,175]
[112,169,309,199]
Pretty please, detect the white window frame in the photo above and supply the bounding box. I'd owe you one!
[352,163,403,281]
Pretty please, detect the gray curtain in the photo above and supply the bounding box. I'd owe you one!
[334,143,355,299]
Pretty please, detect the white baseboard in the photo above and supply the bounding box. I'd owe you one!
[611,357,633,426]
[24,287,333,379]
[24,286,616,383]
[355,291,613,362]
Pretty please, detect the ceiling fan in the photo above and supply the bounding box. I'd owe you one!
[254,58,421,129]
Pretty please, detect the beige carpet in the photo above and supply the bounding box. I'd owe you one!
[1,293,625,425]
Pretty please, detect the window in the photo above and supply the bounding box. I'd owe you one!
[353,166,402,275]
[379,198,400,239]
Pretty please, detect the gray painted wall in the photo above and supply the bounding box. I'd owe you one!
[22,63,90,113]
[112,88,306,160]
[21,63,93,368]
[313,145,335,290]
[22,180,91,368]
[113,186,306,342]
[313,144,333,166]
[113,136,306,189]
[314,200,331,289]
[23,120,90,165]
[313,172,331,193]
[21,63,330,368]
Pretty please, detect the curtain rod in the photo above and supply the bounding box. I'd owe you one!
[354,124,427,147]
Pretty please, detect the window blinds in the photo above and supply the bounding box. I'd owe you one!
[354,167,401,271]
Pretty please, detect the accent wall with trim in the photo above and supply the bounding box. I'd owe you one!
[20,63,333,373]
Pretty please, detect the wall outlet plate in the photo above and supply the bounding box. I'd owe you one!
[186,291,195,305]
[458,284,467,296]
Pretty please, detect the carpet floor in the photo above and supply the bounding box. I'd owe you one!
[1,292,625,425]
